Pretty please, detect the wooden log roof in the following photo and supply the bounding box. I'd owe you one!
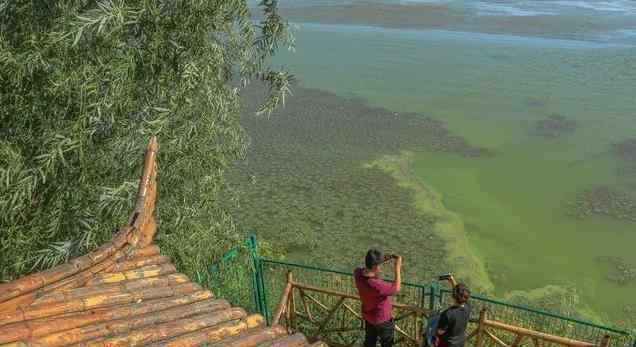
[0,137,323,347]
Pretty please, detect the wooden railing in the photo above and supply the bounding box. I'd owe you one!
[468,309,611,347]
[272,272,428,347]
[272,272,612,347]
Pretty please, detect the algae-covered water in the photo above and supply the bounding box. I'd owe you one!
[265,1,636,323]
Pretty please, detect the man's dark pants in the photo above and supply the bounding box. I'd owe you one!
[364,319,395,347]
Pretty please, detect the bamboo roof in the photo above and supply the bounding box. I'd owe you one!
[0,137,323,347]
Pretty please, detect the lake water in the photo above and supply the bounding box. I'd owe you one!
[267,0,636,323]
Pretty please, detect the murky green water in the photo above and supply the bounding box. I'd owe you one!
[273,21,636,323]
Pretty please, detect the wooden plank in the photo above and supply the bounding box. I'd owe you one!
[0,282,201,325]
[107,255,170,273]
[0,228,131,309]
[85,264,177,286]
[394,323,418,345]
[127,245,161,260]
[204,325,288,347]
[475,309,488,347]
[299,289,315,322]
[485,320,596,347]
[27,300,236,347]
[273,282,293,326]
[0,290,214,343]
[289,275,296,331]
[78,309,246,347]
[511,334,526,347]
[599,335,611,347]
[142,315,264,347]
[485,329,510,347]
[303,292,329,312]
[257,333,309,347]
[342,302,362,321]
[31,273,188,306]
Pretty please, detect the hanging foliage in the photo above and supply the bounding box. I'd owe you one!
[0,0,293,282]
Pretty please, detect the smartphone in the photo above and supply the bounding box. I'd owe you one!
[438,273,452,281]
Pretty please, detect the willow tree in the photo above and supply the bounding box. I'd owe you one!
[0,0,293,282]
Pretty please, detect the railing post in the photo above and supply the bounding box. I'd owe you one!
[475,308,487,347]
[287,271,296,332]
[599,335,611,347]
[273,270,294,326]
[248,233,268,323]
[429,283,438,311]
[258,259,270,324]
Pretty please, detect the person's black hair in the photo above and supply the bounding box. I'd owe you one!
[365,249,384,269]
[452,283,471,304]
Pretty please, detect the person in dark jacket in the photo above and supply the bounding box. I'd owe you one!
[437,276,471,347]
[354,249,403,347]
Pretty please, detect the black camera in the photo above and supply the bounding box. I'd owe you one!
[383,254,398,262]
[438,273,452,281]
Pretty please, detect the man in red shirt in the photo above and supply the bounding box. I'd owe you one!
[354,249,403,347]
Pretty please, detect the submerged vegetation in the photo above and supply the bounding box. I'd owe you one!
[597,256,636,286]
[226,83,495,287]
[570,186,636,223]
[534,115,578,138]
[0,1,293,282]
[615,138,636,163]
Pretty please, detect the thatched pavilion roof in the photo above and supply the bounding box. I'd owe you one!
[0,137,321,347]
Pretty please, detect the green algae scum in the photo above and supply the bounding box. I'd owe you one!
[231,1,636,328]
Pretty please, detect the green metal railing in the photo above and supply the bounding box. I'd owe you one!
[207,235,635,347]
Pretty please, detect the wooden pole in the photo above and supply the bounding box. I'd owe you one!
[313,297,346,340]
[599,335,611,347]
[475,308,487,347]
[485,329,510,347]
[484,319,597,347]
[511,333,526,347]
[288,272,296,332]
[273,272,294,326]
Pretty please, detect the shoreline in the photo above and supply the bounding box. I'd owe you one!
[269,3,636,45]
[366,151,494,293]
[366,151,614,325]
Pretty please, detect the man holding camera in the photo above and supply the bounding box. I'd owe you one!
[354,249,403,347]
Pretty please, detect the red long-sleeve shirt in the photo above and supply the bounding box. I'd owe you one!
[354,267,398,325]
